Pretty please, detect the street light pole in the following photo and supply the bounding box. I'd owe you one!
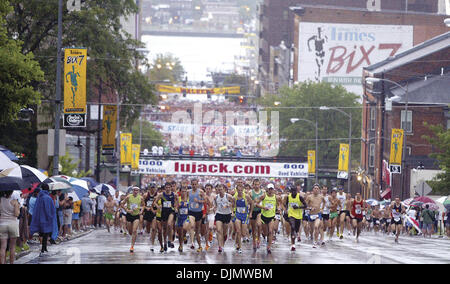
[319,106,352,193]
[290,118,318,183]
[53,0,63,176]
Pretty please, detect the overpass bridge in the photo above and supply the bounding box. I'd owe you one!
[140,26,245,38]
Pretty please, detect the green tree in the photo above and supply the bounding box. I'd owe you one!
[5,0,158,162]
[0,0,44,125]
[258,82,361,168]
[131,119,164,151]
[223,73,248,103]
[423,123,450,195]
[147,53,185,83]
[59,153,92,178]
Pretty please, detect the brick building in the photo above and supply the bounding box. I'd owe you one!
[257,0,449,95]
[362,32,450,200]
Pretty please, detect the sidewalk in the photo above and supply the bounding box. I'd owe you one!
[9,228,95,263]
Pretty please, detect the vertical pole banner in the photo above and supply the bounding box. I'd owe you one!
[389,128,404,165]
[131,144,141,170]
[63,48,87,127]
[308,150,316,175]
[102,105,117,152]
[120,133,132,165]
[338,144,349,172]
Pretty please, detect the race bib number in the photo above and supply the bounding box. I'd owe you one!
[191,202,199,209]
[275,214,281,220]
[289,203,298,209]
[146,200,153,207]
[355,205,362,214]
[179,208,188,215]
[237,207,247,214]
[323,208,330,214]
[394,217,401,222]
[305,210,310,215]
[130,204,138,210]
[163,201,172,208]
[310,214,318,221]
[386,219,391,223]
[266,203,274,210]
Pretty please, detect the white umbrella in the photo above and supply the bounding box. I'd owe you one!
[68,191,80,202]
[0,152,19,171]
[0,166,22,178]
[20,165,47,183]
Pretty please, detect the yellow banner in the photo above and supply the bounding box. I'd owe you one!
[120,133,132,165]
[390,128,404,165]
[64,48,87,114]
[338,144,349,172]
[102,105,117,150]
[156,85,240,95]
[308,150,316,174]
[131,144,141,170]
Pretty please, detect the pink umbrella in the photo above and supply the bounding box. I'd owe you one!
[423,203,439,211]
[414,196,435,204]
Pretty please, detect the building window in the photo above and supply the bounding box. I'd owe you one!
[406,146,412,156]
[401,110,412,133]
[370,107,376,131]
[369,144,375,168]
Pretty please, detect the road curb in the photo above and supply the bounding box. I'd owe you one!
[13,229,94,262]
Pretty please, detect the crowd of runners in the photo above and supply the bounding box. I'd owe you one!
[103,178,450,254]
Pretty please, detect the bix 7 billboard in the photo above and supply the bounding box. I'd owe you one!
[297,22,413,95]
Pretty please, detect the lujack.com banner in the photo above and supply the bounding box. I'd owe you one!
[139,159,308,178]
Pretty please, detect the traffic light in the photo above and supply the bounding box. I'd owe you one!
[239,96,244,104]
[207,90,211,99]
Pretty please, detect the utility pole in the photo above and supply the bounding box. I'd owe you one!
[53,0,63,176]
[96,78,103,181]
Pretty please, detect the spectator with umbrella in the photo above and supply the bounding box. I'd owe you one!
[30,183,56,257]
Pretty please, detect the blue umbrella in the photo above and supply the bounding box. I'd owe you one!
[71,184,89,199]
[366,199,379,206]
[0,176,31,191]
[0,145,18,161]
[80,177,99,189]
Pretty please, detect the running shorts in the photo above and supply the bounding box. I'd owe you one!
[261,215,274,225]
[126,213,140,223]
[322,214,330,221]
[188,211,203,222]
[143,210,155,222]
[233,213,249,225]
[330,212,339,219]
[104,213,114,221]
[352,216,363,223]
[176,216,189,228]
[308,213,322,223]
[250,210,261,220]
[161,209,175,222]
[283,212,289,222]
[340,210,350,217]
[215,213,232,224]
[391,218,402,226]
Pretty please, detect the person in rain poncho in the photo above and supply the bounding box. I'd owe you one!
[30,183,56,256]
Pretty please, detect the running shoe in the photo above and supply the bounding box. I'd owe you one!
[205,243,210,251]
[168,241,174,249]
[218,247,223,253]
[291,245,296,251]
[130,246,134,253]
[160,247,164,253]
[164,244,168,252]
[150,246,154,252]
[238,248,242,254]
[190,244,195,250]
[297,236,301,242]
[184,236,188,244]
[267,248,271,254]
[339,235,343,240]
[197,247,203,253]
[312,242,317,248]
[178,246,183,252]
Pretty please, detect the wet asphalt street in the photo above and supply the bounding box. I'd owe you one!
[16,228,450,264]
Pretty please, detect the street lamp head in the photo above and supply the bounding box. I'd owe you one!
[319,106,329,110]
[290,118,299,124]
[365,77,380,83]
[274,101,281,106]
[444,18,450,27]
